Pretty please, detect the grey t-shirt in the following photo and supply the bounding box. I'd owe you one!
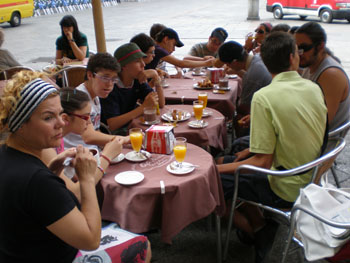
[240,55,272,106]
[189,42,217,58]
[0,49,21,71]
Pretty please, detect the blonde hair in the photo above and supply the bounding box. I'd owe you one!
[0,71,58,141]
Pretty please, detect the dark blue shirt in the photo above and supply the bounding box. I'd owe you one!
[145,44,169,70]
[100,79,153,124]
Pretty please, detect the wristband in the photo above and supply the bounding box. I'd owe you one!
[97,165,106,176]
[100,154,111,165]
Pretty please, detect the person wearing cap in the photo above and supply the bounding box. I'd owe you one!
[184,27,228,60]
[244,22,272,54]
[145,27,214,77]
[101,43,165,132]
[218,41,271,137]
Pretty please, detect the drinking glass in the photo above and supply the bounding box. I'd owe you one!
[173,137,187,169]
[198,92,208,109]
[193,100,204,125]
[129,128,143,157]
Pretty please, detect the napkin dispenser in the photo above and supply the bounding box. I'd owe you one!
[206,67,225,84]
[145,125,175,154]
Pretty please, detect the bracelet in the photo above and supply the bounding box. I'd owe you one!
[97,165,106,176]
[100,154,111,165]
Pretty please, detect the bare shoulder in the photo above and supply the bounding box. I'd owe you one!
[318,67,349,97]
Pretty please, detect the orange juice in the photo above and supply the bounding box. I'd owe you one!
[193,104,203,120]
[174,145,187,163]
[198,93,208,108]
[130,132,143,152]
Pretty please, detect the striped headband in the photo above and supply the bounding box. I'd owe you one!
[8,78,58,132]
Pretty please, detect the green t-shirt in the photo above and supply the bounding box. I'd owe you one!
[250,71,327,202]
[55,32,89,59]
[189,42,217,58]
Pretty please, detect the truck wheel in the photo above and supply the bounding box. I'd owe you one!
[9,12,21,27]
[299,15,307,20]
[320,9,333,23]
[273,6,283,19]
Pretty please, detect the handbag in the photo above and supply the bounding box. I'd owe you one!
[73,223,149,263]
[294,183,350,261]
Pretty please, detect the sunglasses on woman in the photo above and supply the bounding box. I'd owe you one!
[255,29,265,34]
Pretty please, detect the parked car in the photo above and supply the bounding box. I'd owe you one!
[0,0,34,27]
[266,0,350,23]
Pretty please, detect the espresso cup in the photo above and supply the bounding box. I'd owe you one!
[194,67,201,74]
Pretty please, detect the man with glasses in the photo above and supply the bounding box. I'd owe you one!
[296,22,350,131]
[64,52,128,150]
[184,27,228,60]
[100,43,165,133]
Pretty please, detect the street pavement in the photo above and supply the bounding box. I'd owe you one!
[2,0,350,262]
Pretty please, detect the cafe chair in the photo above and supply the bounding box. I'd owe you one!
[222,137,346,261]
[282,203,350,263]
[327,120,350,187]
[0,66,35,81]
[55,65,86,88]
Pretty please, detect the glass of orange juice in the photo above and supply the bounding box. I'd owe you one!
[129,128,143,156]
[173,137,187,169]
[198,92,208,109]
[193,100,204,125]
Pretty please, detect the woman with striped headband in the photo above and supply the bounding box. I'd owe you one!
[0,71,101,262]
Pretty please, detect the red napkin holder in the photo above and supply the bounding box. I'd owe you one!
[145,125,175,154]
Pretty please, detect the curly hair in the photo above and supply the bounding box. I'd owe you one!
[0,71,58,139]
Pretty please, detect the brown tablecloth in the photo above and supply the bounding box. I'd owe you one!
[129,105,227,150]
[100,143,226,243]
[163,76,242,119]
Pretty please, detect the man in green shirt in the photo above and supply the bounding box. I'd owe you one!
[217,32,327,262]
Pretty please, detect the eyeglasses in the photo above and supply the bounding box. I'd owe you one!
[297,43,314,55]
[69,113,90,121]
[93,73,118,83]
[255,29,265,34]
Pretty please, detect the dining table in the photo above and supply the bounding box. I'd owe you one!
[162,74,242,120]
[129,104,227,151]
[99,143,226,244]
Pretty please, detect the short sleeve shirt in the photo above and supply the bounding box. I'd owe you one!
[55,32,89,59]
[145,45,169,70]
[0,146,79,262]
[100,78,153,124]
[189,42,217,58]
[249,71,327,202]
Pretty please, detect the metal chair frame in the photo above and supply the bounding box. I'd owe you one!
[328,120,350,187]
[222,137,346,261]
[282,203,350,263]
[0,66,35,80]
[55,65,86,88]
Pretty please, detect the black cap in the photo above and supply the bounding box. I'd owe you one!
[211,27,228,43]
[218,41,245,63]
[157,28,184,47]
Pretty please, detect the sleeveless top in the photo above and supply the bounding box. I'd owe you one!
[301,56,350,131]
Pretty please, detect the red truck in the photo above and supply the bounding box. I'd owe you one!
[266,0,350,23]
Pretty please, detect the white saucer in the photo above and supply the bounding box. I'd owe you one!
[141,119,160,126]
[214,86,231,91]
[192,72,206,76]
[111,153,125,164]
[188,120,209,128]
[161,111,191,122]
[202,109,213,117]
[162,83,169,88]
[166,162,195,175]
[114,171,144,185]
[228,74,238,79]
[125,150,151,162]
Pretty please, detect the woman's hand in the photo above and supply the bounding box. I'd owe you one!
[101,137,124,161]
[65,31,73,42]
[73,145,97,182]
[48,148,76,176]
